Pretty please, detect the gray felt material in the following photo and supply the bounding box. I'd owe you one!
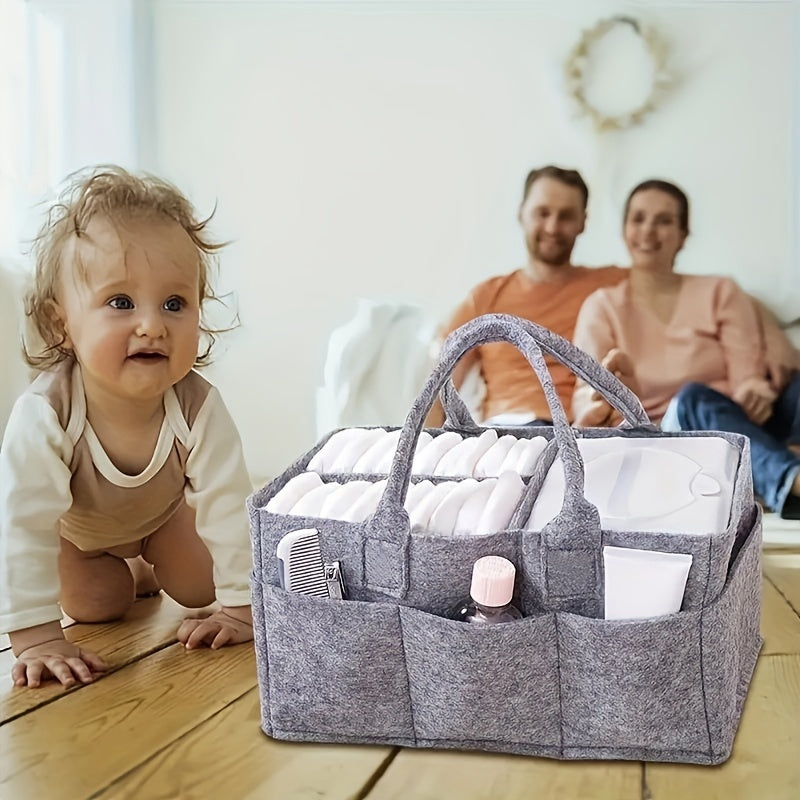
[400,606,561,745]
[247,314,762,765]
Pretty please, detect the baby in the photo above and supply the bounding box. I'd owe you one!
[0,165,254,688]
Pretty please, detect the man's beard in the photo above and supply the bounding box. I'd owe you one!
[531,236,573,266]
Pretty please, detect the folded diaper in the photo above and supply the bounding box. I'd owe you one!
[476,472,526,535]
[433,430,498,477]
[265,471,324,513]
[428,479,480,536]
[473,434,518,478]
[407,480,456,531]
[412,431,463,474]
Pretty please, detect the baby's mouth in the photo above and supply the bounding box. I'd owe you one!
[128,352,168,363]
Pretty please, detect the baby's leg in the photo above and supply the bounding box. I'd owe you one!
[141,503,216,609]
[126,556,161,597]
[59,537,136,623]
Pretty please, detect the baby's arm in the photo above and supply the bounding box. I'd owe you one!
[1,392,93,687]
[183,385,255,649]
[10,621,107,688]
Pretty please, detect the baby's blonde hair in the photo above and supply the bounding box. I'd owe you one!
[25,164,227,370]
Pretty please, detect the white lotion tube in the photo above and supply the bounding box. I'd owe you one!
[603,546,693,620]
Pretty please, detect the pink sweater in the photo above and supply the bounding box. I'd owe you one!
[572,274,766,422]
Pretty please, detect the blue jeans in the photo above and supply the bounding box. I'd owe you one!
[662,376,800,515]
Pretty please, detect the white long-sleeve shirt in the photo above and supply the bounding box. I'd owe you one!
[0,360,254,634]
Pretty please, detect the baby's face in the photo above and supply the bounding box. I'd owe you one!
[54,214,201,406]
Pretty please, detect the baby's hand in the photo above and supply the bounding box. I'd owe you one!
[177,606,253,650]
[12,639,107,689]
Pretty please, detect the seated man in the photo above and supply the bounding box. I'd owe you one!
[429,165,798,426]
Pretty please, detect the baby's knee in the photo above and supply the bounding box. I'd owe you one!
[164,586,216,610]
[61,591,134,623]
[59,562,136,622]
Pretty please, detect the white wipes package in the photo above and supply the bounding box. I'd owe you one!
[526,437,740,535]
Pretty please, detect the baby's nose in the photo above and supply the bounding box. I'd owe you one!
[135,309,167,337]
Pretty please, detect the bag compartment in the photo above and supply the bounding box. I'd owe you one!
[259,584,415,743]
[399,606,561,750]
[698,511,763,763]
[557,606,708,754]
[404,529,521,613]
[556,518,762,764]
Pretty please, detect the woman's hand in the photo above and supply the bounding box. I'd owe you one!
[11,639,107,688]
[177,605,253,650]
[754,299,800,392]
[732,377,776,425]
[574,349,640,428]
[601,349,641,398]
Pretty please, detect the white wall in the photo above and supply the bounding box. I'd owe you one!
[5,0,798,482]
[144,0,797,481]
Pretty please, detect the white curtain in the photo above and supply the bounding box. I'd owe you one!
[0,0,55,266]
[0,0,145,267]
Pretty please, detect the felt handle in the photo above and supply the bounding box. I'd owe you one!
[439,315,650,431]
[363,313,653,606]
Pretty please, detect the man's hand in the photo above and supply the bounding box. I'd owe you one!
[177,605,253,650]
[732,377,776,425]
[11,639,107,688]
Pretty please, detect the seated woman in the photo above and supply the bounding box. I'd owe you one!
[572,178,800,518]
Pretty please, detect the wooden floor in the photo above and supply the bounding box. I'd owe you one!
[1,550,799,800]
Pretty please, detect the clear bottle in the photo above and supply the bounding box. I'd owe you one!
[448,555,523,624]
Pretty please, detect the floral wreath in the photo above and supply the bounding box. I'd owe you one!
[564,16,673,132]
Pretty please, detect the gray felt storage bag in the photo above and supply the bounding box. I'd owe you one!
[247,313,762,765]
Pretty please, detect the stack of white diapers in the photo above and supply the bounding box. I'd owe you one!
[266,471,527,536]
[307,427,547,478]
[267,427,547,535]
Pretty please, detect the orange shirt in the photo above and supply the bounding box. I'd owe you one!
[441,266,627,421]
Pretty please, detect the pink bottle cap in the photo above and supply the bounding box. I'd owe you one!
[470,555,516,607]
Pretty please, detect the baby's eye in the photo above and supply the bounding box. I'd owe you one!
[164,296,185,312]
[108,296,134,310]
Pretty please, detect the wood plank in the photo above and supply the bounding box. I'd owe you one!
[763,553,800,616]
[0,642,257,800]
[0,595,199,723]
[367,748,641,799]
[93,688,394,800]
[645,654,800,799]
[760,577,800,655]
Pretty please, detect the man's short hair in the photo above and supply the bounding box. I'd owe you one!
[521,166,589,210]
